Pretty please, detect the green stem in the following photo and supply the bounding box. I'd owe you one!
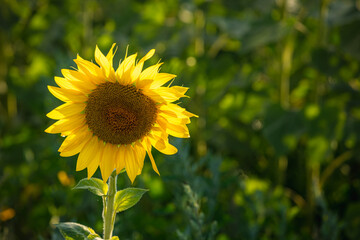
[103,171,117,240]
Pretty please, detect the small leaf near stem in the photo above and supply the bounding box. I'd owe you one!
[73,178,108,196]
[114,188,148,213]
[56,222,101,240]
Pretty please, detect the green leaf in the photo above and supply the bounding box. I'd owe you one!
[73,178,108,196]
[56,222,102,240]
[114,188,148,213]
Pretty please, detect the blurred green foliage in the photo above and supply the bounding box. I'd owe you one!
[1,0,360,239]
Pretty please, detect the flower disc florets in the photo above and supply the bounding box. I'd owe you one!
[85,82,157,145]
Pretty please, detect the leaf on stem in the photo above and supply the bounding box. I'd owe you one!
[114,188,148,213]
[56,222,102,240]
[73,178,108,196]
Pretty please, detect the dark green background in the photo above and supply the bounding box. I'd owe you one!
[1,0,360,239]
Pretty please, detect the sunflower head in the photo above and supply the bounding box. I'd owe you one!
[45,44,197,183]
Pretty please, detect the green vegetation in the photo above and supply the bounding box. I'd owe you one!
[1,0,360,239]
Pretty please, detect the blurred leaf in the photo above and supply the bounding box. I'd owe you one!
[263,104,305,155]
[345,203,360,239]
[56,222,101,240]
[239,21,290,52]
[211,17,251,39]
[339,19,360,59]
[114,188,148,213]
[212,16,291,53]
[306,136,329,165]
[328,1,360,26]
[312,48,337,75]
[73,178,108,196]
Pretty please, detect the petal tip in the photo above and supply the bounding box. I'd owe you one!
[44,125,53,133]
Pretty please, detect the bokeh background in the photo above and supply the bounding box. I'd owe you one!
[1,0,360,239]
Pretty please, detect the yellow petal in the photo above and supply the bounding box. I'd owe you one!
[95,45,116,82]
[131,63,144,83]
[142,89,166,103]
[116,53,137,85]
[148,133,166,148]
[125,145,139,183]
[57,73,93,94]
[151,125,166,134]
[162,103,199,118]
[48,86,87,103]
[95,45,109,69]
[115,145,126,174]
[147,150,160,175]
[167,128,190,138]
[152,87,188,102]
[160,142,178,155]
[47,102,85,120]
[136,79,153,89]
[148,131,178,155]
[160,103,182,112]
[139,63,163,82]
[142,138,160,175]
[157,117,190,138]
[62,69,96,89]
[59,128,92,157]
[62,69,86,83]
[58,124,87,151]
[45,114,85,134]
[131,49,155,81]
[87,140,104,178]
[99,143,117,182]
[55,76,77,90]
[171,86,189,95]
[133,142,146,175]
[74,55,105,84]
[122,54,137,73]
[150,73,176,89]
[159,112,190,125]
[106,43,117,64]
[76,136,100,171]
[183,110,199,118]
[140,49,155,63]
[158,108,181,118]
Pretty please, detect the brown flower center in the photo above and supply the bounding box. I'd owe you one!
[85,82,157,145]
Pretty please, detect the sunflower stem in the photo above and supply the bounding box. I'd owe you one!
[103,170,117,240]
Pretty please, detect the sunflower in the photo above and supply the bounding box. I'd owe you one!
[45,44,197,183]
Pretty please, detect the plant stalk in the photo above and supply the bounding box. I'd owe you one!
[103,171,117,240]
